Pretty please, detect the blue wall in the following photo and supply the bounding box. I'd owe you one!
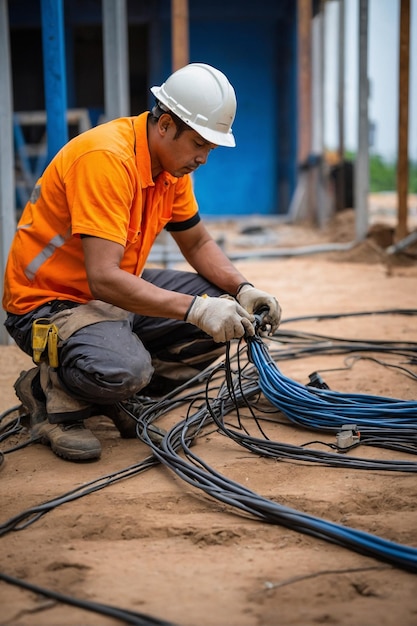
[191,20,280,217]
[151,0,297,217]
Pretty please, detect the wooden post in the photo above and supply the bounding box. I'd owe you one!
[171,0,189,71]
[289,0,313,222]
[297,0,312,166]
[396,0,410,241]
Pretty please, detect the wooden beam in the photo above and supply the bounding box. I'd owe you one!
[297,0,312,165]
[287,0,314,223]
[396,0,410,241]
[171,0,189,72]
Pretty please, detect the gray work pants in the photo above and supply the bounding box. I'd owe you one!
[5,268,226,407]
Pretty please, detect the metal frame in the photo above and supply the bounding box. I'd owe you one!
[0,0,15,345]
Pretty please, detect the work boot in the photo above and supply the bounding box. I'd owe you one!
[14,368,101,461]
[14,367,47,426]
[31,420,101,461]
[107,403,138,439]
[101,396,166,444]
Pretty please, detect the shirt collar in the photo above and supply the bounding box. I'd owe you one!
[133,112,178,189]
[133,112,154,187]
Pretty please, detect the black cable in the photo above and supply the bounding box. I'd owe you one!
[138,404,417,572]
[0,572,179,626]
[0,455,158,535]
[280,308,417,325]
[129,332,417,572]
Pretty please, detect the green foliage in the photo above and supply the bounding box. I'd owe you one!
[369,154,396,192]
[345,152,417,193]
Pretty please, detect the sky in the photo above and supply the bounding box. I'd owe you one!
[323,0,417,161]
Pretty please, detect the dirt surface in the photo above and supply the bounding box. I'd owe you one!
[1,195,417,626]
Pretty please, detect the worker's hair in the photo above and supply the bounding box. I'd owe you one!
[149,100,191,139]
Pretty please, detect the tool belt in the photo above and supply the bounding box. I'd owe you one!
[32,318,59,368]
[31,300,130,368]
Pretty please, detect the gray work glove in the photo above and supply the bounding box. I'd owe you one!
[185,295,255,343]
[236,284,282,335]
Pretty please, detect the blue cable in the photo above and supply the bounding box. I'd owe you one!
[203,334,417,570]
[248,337,417,434]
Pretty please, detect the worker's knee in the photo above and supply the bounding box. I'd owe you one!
[58,320,154,403]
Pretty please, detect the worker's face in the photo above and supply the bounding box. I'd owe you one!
[156,115,217,177]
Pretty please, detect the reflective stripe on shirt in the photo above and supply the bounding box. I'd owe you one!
[24,233,68,281]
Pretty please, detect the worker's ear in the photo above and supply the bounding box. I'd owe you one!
[158,113,172,135]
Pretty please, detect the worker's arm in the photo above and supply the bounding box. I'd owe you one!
[82,235,192,319]
[170,221,249,295]
[81,234,254,342]
[171,221,282,334]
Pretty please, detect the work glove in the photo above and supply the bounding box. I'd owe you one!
[236,283,281,335]
[185,295,255,343]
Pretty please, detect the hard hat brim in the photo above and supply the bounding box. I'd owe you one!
[186,121,236,148]
[150,85,236,148]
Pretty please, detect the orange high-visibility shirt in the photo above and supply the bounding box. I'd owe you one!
[3,113,199,315]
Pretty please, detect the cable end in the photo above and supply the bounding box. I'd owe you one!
[336,424,360,452]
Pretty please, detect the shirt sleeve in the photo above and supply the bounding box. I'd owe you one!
[165,211,201,232]
[65,150,137,246]
[168,174,199,227]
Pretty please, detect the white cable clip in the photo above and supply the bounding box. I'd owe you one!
[336,424,360,450]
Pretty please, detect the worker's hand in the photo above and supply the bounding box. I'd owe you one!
[185,295,255,343]
[236,284,281,335]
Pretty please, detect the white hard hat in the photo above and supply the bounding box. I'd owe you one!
[150,63,236,147]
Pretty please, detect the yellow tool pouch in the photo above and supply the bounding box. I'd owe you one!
[32,319,59,368]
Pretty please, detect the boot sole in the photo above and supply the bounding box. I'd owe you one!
[51,443,101,461]
[37,434,101,461]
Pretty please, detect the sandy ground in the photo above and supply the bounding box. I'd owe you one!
[1,195,417,626]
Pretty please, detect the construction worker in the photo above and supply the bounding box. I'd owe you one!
[2,63,281,462]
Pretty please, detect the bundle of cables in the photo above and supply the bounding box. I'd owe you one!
[1,307,416,621]
[136,372,417,574]
[131,311,417,574]
[247,333,417,450]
